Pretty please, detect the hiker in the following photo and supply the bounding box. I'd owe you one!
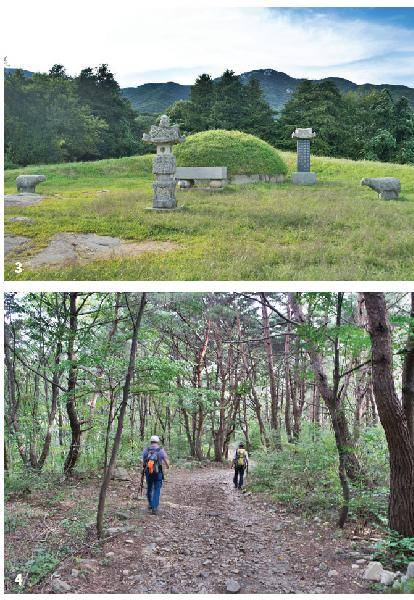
[232,442,249,489]
[141,435,170,515]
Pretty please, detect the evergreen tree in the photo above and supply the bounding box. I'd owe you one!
[393,96,414,145]
[5,70,106,166]
[189,73,214,131]
[76,64,140,158]
[275,80,348,157]
[242,77,277,143]
[210,70,245,130]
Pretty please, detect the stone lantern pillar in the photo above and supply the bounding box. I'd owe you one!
[291,128,317,185]
[143,115,185,210]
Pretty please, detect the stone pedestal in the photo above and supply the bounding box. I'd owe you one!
[291,172,317,185]
[291,128,316,185]
[143,115,185,210]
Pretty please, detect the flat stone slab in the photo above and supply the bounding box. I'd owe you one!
[26,233,178,268]
[5,193,45,207]
[5,235,31,255]
[176,166,227,179]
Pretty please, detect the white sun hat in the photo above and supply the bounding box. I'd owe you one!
[150,435,160,443]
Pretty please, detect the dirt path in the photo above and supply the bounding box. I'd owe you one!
[31,465,376,594]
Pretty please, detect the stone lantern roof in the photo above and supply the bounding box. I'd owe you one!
[291,128,316,139]
[143,115,185,145]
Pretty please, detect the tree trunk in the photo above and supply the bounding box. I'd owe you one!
[64,293,82,476]
[402,293,414,442]
[260,293,281,448]
[364,292,414,536]
[97,293,146,538]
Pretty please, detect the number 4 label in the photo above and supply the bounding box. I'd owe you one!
[15,573,23,586]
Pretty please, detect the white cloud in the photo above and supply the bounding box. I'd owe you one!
[4,4,414,86]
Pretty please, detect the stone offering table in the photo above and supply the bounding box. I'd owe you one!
[143,115,185,210]
[176,166,228,189]
[291,128,317,185]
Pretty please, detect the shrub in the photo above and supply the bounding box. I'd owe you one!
[373,531,414,571]
[175,130,288,176]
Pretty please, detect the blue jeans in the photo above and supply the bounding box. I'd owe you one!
[146,472,163,509]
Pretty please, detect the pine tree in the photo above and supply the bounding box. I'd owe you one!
[210,70,245,130]
[242,77,276,143]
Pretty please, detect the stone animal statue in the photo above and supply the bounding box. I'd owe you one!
[361,177,400,200]
[16,174,46,194]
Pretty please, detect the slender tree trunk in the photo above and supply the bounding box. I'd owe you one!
[36,341,62,470]
[260,293,281,449]
[97,293,146,538]
[364,292,414,536]
[64,293,82,476]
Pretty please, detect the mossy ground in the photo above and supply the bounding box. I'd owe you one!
[4,152,414,281]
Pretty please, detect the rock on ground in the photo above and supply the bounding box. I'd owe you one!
[407,562,414,578]
[363,561,383,582]
[226,579,241,593]
[25,233,179,268]
[4,193,45,207]
[51,580,71,593]
[4,235,30,255]
[380,570,396,586]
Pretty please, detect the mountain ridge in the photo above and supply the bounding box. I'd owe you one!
[6,67,414,113]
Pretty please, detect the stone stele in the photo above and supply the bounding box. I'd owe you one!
[16,174,46,193]
[143,115,185,209]
[291,128,317,185]
[361,177,401,200]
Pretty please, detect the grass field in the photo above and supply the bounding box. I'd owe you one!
[4,152,414,281]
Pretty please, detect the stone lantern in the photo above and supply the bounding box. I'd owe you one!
[143,114,185,210]
[291,128,317,185]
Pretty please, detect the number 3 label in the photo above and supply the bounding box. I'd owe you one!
[14,262,23,274]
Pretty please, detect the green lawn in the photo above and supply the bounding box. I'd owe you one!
[4,152,414,281]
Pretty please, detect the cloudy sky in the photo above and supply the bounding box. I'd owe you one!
[4,4,414,87]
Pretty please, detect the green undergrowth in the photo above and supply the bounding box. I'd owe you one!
[249,425,389,523]
[5,151,414,281]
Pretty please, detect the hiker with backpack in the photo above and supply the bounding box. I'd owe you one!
[232,442,249,489]
[141,435,170,515]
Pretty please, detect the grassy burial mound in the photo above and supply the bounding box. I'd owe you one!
[175,130,288,177]
[4,151,414,281]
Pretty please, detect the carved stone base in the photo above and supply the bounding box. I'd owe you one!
[152,179,177,209]
[292,172,317,185]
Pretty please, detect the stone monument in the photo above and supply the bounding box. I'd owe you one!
[361,177,401,200]
[291,128,317,185]
[143,115,185,210]
[16,174,46,193]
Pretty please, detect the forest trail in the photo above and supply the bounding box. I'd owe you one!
[33,465,373,594]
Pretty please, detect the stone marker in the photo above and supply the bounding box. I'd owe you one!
[16,174,46,193]
[291,128,317,185]
[361,177,401,200]
[143,115,185,209]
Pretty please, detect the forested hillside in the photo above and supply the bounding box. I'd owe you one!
[5,65,414,166]
[5,293,414,542]
[123,69,414,113]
